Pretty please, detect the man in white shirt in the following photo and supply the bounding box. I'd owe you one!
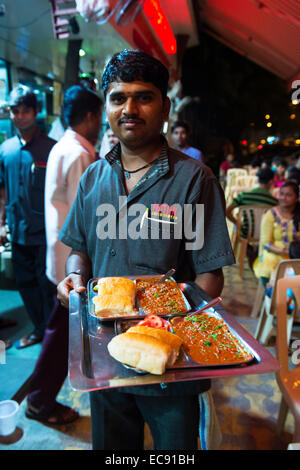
[25,85,102,425]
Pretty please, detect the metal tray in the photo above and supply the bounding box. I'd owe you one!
[68,281,280,392]
[87,275,191,321]
[114,310,255,370]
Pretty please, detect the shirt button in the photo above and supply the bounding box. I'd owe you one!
[110,249,116,256]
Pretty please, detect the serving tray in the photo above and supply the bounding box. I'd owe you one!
[68,280,280,392]
[87,275,191,321]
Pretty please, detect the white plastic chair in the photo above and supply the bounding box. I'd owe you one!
[275,275,300,443]
[255,259,300,345]
[232,205,270,278]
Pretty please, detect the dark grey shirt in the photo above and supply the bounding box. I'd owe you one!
[60,139,235,395]
[0,129,56,245]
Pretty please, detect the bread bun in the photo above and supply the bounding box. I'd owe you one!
[126,325,182,366]
[93,277,136,317]
[107,332,172,375]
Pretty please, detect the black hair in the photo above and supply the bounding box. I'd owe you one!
[287,166,300,185]
[280,181,300,231]
[8,85,38,111]
[171,120,191,134]
[62,85,102,127]
[256,167,274,184]
[272,156,286,167]
[289,241,300,259]
[251,159,260,168]
[102,50,169,99]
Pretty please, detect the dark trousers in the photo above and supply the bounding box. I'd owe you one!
[89,389,199,450]
[27,294,69,412]
[11,242,55,337]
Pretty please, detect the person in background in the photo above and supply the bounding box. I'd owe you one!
[285,166,300,187]
[250,159,260,172]
[0,85,56,348]
[25,85,102,425]
[253,181,300,286]
[271,156,287,188]
[56,49,235,450]
[170,120,203,162]
[99,123,120,158]
[226,167,278,269]
[219,152,235,186]
[48,77,97,142]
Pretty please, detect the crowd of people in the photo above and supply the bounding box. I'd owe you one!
[0,48,299,450]
[223,152,300,314]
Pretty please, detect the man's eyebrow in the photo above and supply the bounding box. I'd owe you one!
[108,90,155,98]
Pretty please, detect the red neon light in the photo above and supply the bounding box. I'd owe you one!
[143,0,177,54]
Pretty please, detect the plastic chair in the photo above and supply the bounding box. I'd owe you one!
[227,175,259,201]
[250,280,265,318]
[235,175,258,188]
[224,169,248,202]
[248,168,259,176]
[255,259,300,345]
[232,205,270,278]
[275,275,300,443]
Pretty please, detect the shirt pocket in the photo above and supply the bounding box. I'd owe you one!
[128,218,182,274]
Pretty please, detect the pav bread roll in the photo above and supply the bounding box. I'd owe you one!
[126,325,183,366]
[92,277,136,317]
[107,332,172,375]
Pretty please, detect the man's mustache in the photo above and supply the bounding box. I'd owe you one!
[118,115,145,125]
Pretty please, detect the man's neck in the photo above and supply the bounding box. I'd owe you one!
[259,184,270,191]
[18,126,37,144]
[176,144,188,151]
[71,125,95,147]
[120,137,163,171]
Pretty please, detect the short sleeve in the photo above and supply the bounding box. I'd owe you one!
[232,193,243,207]
[59,177,88,254]
[66,152,94,208]
[186,175,235,274]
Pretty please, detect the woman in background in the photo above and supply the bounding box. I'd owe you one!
[254,181,300,286]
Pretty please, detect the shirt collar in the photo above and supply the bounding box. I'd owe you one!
[105,135,169,174]
[65,128,96,158]
[17,126,40,148]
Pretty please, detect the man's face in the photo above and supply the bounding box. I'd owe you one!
[171,126,188,148]
[106,129,119,149]
[105,80,170,149]
[10,104,37,132]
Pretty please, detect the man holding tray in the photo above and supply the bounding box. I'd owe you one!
[57,50,235,450]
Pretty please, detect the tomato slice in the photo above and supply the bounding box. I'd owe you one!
[137,315,171,331]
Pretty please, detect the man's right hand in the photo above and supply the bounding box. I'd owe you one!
[57,273,86,308]
[0,225,8,246]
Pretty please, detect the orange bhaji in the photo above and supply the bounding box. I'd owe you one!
[136,278,187,315]
[172,314,253,365]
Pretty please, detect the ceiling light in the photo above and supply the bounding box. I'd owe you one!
[79,49,86,57]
